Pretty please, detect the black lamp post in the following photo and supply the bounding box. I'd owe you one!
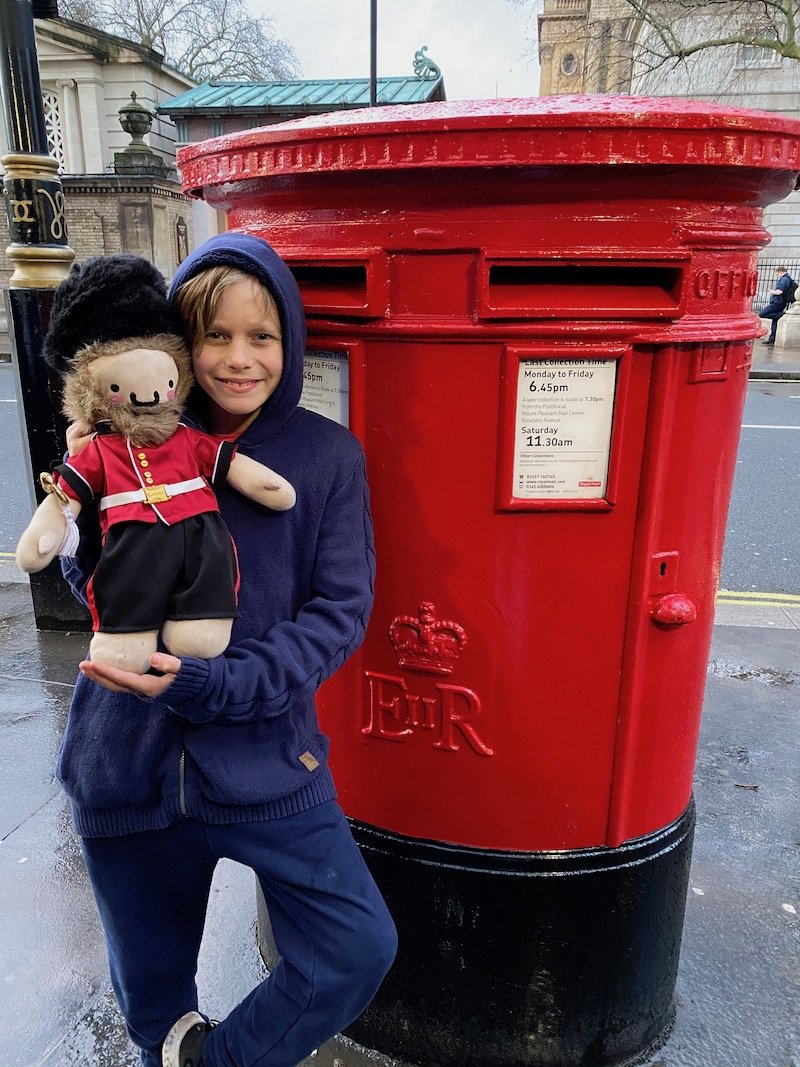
[0,0,88,630]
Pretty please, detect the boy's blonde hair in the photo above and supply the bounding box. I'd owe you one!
[172,265,278,351]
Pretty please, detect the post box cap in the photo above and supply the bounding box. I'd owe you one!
[178,95,800,198]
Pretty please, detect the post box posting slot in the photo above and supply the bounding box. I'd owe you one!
[497,345,629,511]
[287,255,389,318]
[480,257,686,319]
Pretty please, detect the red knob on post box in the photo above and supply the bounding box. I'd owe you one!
[651,592,698,625]
[178,96,800,1067]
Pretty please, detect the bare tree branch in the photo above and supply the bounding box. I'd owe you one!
[513,0,800,91]
[620,0,800,61]
[59,0,300,80]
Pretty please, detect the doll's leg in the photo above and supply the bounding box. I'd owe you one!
[88,523,171,673]
[161,618,232,659]
[162,514,238,659]
[90,630,159,674]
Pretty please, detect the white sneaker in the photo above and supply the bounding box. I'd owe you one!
[161,1010,213,1067]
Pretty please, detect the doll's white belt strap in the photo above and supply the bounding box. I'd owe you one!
[100,477,206,511]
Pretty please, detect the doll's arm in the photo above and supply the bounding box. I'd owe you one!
[226,452,296,511]
[16,491,84,573]
[66,420,94,457]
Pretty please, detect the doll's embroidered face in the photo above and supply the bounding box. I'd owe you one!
[61,333,194,446]
[92,348,179,409]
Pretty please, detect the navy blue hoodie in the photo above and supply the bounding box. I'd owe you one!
[58,233,375,837]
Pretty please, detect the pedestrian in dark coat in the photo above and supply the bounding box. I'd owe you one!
[758,265,795,345]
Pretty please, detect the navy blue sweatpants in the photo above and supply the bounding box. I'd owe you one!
[81,802,397,1067]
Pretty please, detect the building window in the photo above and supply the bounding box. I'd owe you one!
[175,118,189,143]
[561,52,579,76]
[42,88,65,170]
[211,119,225,138]
[739,33,781,68]
[176,216,189,264]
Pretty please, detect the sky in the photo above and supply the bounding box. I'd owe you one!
[250,0,540,101]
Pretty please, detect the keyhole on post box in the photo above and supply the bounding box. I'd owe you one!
[651,551,679,593]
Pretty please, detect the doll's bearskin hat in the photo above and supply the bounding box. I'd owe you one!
[42,254,174,374]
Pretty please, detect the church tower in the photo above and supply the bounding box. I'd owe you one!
[538,0,637,95]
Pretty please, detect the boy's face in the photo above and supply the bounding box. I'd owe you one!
[192,276,283,436]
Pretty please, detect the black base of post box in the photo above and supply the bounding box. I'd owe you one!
[28,565,92,632]
[344,803,695,1067]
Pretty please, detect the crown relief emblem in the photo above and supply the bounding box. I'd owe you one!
[389,601,468,676]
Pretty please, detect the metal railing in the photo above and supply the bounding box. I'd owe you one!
[752,259,800,311]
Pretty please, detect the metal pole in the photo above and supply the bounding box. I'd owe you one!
[369,0,377,106]
[0,1,87,630]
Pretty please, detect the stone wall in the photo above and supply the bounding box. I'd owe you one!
[61,175,193,277]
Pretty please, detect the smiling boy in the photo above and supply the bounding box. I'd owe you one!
[58,233,397,1067]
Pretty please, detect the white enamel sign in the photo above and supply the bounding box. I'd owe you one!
[301,351,350,427]
[513,359,617,499]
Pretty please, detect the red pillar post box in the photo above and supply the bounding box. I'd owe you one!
[179,98,800,1066]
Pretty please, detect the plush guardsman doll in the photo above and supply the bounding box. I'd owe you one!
[15,254,295,674]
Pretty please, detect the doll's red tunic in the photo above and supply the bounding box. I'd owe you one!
[56,424,230,529]
[54,424,239,634]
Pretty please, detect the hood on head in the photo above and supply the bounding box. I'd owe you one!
[169,233,306,435]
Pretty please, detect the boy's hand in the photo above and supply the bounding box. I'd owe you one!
[79,653,181,696]
[66,420,94,457]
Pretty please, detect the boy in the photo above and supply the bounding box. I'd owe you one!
[59,234,397,1067]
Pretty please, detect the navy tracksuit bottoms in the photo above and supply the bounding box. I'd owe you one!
[81,801,397,1067]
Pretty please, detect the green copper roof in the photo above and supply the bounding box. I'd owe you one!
[159,76,445,116]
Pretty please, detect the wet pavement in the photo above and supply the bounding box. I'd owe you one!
[1,576,798,1067]
[749,336,800,380]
